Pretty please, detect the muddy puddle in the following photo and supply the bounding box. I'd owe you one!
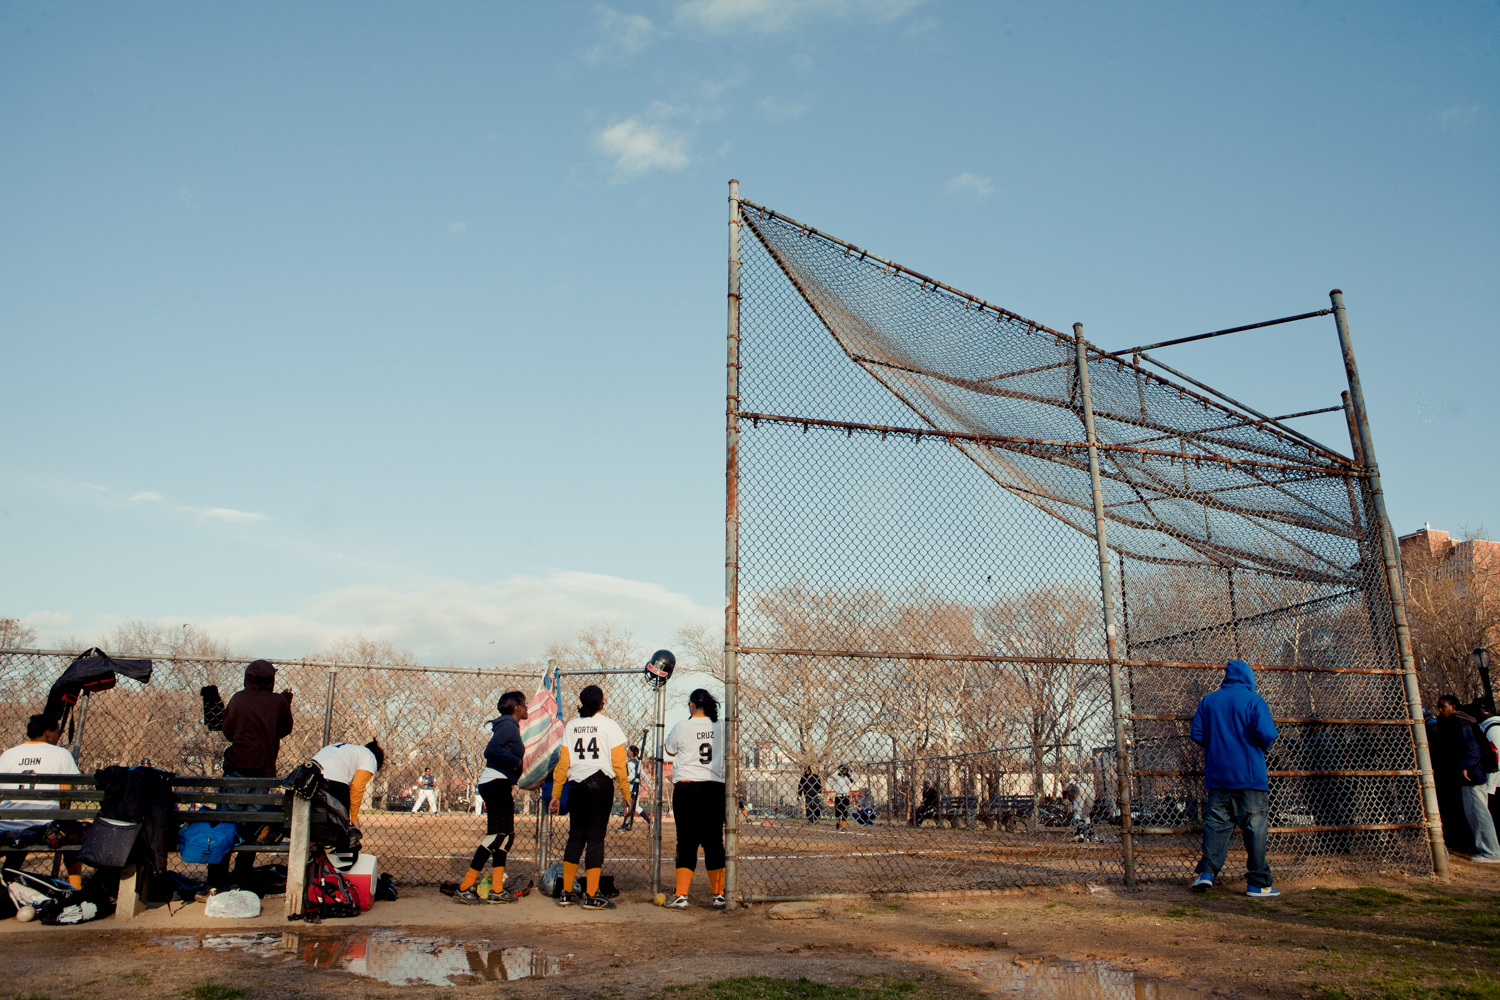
[904,953,1186,1000]
[154,930,566,985]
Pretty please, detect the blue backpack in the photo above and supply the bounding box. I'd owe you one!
[178,822,237,864]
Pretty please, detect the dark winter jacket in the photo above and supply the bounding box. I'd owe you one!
[94,766,179,873]
[1426,712,1483,786]
[222,677,294,778]
[1190,660,1279,791]
[798,772,822,797]
[484,716,524,781]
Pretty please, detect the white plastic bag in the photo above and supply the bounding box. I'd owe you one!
[203,889,262,919]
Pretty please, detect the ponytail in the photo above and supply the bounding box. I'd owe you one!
[689,688,719,723]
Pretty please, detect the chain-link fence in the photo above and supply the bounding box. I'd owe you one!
[722,185,1435,898]
[0,650,550,887]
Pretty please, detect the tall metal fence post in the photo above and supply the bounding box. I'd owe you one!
[723,177,743,902]
[322,667,338,746]
[650,681,666,898]
[1330,290,1450,877]
[1074,322,1135,886]
[537,659,556,882]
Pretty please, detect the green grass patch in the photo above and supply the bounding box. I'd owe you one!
[181,983,247,1000]
[662,975,957,1000]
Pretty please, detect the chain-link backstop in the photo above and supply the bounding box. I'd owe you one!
[721,182,1441,899]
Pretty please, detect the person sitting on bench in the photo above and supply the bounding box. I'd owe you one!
[0,714,83,888]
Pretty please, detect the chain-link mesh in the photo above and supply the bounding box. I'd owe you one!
[0,650,547,887]
[728,198,1428,895]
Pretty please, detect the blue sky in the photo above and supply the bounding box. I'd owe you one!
[2,1,1495,664]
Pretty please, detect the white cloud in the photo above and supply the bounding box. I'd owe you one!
[447,221,467,237]
[676,0,922,33]
[178,506,270,524]
[598,117,691,178]
[1438,104,1481,132]
[759,95,810,120]
[585,6,658,62]
[130,491,163,502]
[25,572,720,665]
[946,172,994,198]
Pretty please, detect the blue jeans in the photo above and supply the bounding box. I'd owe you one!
[1195,788,1271,889]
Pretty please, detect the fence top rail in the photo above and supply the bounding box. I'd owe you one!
[731,646,1405,676]
[0,648,542,679]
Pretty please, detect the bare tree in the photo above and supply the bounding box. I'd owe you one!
[0,619,38,649]
[311,634,420,666]
[673,622,725,681]
[1407,539,1500,704]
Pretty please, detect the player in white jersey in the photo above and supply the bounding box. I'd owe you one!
[662,688,726,908]
[0,714,83,887]
[549,684,632,909]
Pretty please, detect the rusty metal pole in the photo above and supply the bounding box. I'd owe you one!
[723,178,744,903]
[322,667,338,746]
[1074,323,1135,886]
[1330,289,1449,877]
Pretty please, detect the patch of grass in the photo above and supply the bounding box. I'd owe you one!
[119,972,152,987]
[662,975,957,1000]
[180,983,246,1000]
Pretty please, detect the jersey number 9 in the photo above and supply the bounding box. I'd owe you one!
[698,742,713,765]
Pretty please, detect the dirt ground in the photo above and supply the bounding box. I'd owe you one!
[5,858,1500,1000]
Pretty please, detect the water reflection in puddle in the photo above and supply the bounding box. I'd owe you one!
[153,930,565,985]
[905,954,1180,1000]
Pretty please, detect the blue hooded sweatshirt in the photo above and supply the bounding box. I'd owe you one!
[1190,660,1279,790]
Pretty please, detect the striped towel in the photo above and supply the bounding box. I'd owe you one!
[517,679,565,790]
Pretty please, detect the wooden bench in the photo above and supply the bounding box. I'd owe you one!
[0,773,321,921]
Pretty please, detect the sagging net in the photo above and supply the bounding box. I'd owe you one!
[729,199,1427,895]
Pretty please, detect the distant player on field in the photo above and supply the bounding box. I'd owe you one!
[663,688,727,909]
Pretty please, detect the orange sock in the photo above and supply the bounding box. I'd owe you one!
[562,861,578,894]
[459,868,481,891]
[494,867,504,889]
[708,868,725,895]
[675,867,693,896]
[68,873,83,891]
[585,867,601,896]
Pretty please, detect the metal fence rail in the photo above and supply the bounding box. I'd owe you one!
[0,650,548,888]
[721,181,1439,899]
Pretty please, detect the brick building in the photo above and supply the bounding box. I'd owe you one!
[1399,525,1500,584]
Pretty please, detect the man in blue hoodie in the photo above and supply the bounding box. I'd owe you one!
[453,690,532,905]
[1190,660,1280,897]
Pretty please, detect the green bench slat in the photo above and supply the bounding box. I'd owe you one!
[8,774,286,788]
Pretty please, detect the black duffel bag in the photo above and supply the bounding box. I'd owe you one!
[77,818,140,868]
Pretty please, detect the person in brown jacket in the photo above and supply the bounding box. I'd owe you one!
[208,659,293,889]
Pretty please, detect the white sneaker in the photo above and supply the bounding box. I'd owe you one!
[1472,854,1500,864]
[667,894,691,908]
[712,894,727,909]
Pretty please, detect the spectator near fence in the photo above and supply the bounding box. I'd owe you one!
[453,690,532,905]
[799,767,822,824]
[210,659,292,889]
[830,765,854,832]
[1190,660,1280,898]
[663,688,727,909]
[1425,695,1500,862]
[549,684,632,909]
[1479,700,1500,833]
[0,714,82,889]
